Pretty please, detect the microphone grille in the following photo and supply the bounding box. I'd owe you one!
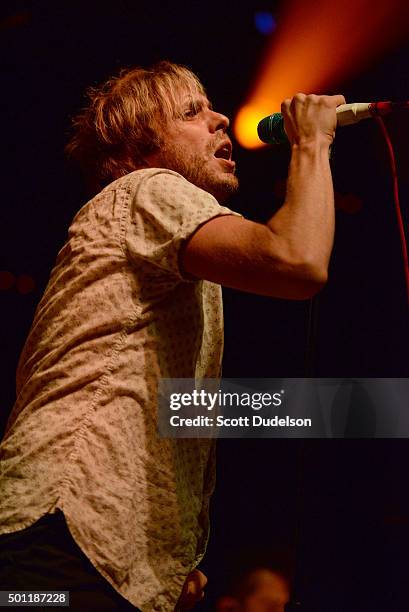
[257,113,287,145]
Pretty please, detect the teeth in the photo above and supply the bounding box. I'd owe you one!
[216,146,229,159]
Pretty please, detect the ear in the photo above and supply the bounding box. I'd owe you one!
[216,595,241,611]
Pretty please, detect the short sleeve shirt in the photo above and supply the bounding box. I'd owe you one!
[0,169,241,611]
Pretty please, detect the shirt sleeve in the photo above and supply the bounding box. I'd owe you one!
[124,169,241,281]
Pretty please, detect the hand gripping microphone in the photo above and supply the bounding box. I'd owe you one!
[257,101,409,145]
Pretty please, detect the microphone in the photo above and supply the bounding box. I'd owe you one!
[257,101,409,145]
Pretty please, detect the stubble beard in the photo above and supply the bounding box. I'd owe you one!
[158,141,239,204]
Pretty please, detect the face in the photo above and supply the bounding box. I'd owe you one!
[151,92,239,203]
[217,570,290,612]
[242,570,290,612]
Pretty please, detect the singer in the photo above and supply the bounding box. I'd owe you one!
[0,61,345,611]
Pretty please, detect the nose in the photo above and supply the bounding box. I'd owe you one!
[208,109,229,133]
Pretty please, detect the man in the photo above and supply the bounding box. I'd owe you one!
[216,567,290,612]
[0,61,344,611]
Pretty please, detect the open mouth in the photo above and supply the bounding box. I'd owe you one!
[214,141,232,161]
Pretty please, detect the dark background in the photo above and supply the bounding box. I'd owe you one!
[1,1,409,610]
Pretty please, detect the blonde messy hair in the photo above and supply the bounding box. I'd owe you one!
[65,61,205,192]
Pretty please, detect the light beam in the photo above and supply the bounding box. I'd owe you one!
[235,0,409,149]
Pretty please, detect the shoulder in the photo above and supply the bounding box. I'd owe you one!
[102,168,218,204]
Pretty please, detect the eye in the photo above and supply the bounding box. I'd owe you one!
[183,102,201,119]
[183,108,196,118]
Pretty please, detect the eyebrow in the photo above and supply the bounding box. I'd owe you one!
[184,97,213,111]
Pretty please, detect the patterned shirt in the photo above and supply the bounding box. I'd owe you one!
[0,169,241,611]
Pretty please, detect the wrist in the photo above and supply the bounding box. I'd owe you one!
[291,136,332,153]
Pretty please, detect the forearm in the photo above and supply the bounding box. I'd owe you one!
[266,138,334,281]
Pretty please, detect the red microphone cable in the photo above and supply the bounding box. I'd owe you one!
[374,113,409,308]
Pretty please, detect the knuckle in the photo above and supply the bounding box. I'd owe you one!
[306,93,319,102]
[294,92,306,103]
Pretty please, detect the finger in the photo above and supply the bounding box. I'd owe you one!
[290,92,307,111]
[281,98,291,115]
[195,570,208,590]
[179,586,205,610]
[334,94,346,106]
[188,569,208,591]
[321,94,346,107]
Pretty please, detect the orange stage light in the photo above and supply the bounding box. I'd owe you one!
[235,0,409,149]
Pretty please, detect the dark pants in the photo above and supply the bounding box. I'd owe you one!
[0,510,140,611]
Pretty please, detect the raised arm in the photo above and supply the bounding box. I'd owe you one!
[181,93,346,300]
